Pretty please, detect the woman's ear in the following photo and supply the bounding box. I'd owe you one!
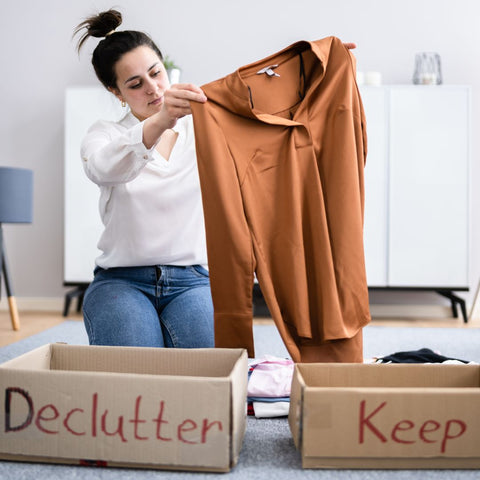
[108,86,123,104]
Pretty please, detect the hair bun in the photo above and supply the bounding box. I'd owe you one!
[74,9,123,52]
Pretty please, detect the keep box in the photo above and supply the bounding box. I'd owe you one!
[289,362,480,469]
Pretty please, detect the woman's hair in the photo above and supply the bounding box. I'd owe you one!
[73,9,163,90]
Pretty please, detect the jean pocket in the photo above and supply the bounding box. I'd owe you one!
[191,265,210,278]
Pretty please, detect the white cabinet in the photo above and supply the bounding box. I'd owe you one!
[361,85,470,289]
[361,87,388,286]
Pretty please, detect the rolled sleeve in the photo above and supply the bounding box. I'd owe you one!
[81,119,157,186]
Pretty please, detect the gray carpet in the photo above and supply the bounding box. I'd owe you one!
[0,320,479,479]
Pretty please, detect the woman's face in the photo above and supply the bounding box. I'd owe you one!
[110,45,170,121]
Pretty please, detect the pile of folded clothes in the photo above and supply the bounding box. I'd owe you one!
[247,355,294,418]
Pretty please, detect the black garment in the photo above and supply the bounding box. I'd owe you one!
[377,348,469,364]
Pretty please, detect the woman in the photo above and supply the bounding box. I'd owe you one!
[74,9,357,352]
[74,9,213,348]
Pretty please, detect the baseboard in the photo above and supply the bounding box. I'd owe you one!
[369,304,453,318]
[0,297,65,312]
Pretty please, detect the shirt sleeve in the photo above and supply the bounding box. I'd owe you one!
[80,119,158,186]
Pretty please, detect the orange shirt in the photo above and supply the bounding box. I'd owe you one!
[191,36,371,362]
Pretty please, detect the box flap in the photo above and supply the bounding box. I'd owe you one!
[48,344,245,378]
[0,344,52,371]
[288,364,306,449]
[227,349,248,467]
[296,363,480,388]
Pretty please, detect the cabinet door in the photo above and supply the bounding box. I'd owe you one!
[388,86,469,287]
[360,86,389,286]
[64,87,124,283]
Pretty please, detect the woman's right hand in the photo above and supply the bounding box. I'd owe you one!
[162,83,208,128]
[143,83,207,148]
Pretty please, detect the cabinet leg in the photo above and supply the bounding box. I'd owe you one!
[436,290,467,323]
[63,285,88,317]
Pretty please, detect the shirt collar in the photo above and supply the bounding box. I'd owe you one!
[119,111,139,128]
[202,39,330,126]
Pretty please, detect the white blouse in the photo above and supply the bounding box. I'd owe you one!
[80,112,208,269]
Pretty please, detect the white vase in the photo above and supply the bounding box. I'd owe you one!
[168,68,181,84]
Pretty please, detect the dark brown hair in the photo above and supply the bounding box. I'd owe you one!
[73,9,163,90]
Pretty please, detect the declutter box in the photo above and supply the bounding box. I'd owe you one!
[289,363,480,469]
[0,344,248,472]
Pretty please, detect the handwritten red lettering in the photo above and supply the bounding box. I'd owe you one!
[419,420,441,443]
[178,419,198,444]
[101,410,127,443]
[153,401,172,441]
[359,400,387,444]
[358,400,468,454]
[391,420,415,444]
[63,408,85,436]
[92,392,98,437]
[4,387,34,432]
[201,419,223,443]
[4,388,225,446]
[441,420,467,453]
[35,404,59,434]
[129,396,148,441]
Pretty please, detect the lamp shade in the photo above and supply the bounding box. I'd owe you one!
[0,167,33,223]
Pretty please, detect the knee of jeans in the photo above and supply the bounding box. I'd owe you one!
[161,324,177,348]
[82,310,96,345]
[160,313,214,349]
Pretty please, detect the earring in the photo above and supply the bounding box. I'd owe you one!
[121,100,126,108]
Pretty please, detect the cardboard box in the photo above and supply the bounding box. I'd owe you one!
[289,363,480,469]
[0,344,247,472]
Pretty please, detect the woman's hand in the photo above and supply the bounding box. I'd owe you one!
[143,83,207,149]
[162,83,207,126]
[344,42,357,50]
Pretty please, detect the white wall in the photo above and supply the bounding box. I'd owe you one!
[0,0,479,310]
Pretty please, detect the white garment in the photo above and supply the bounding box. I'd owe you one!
[248,355,294,398]
[80,113,208,269]
[252,401,290,418]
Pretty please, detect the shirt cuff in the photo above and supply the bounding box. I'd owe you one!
[128,121,159,161]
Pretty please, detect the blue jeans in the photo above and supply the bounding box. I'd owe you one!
[82,265,214,348]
